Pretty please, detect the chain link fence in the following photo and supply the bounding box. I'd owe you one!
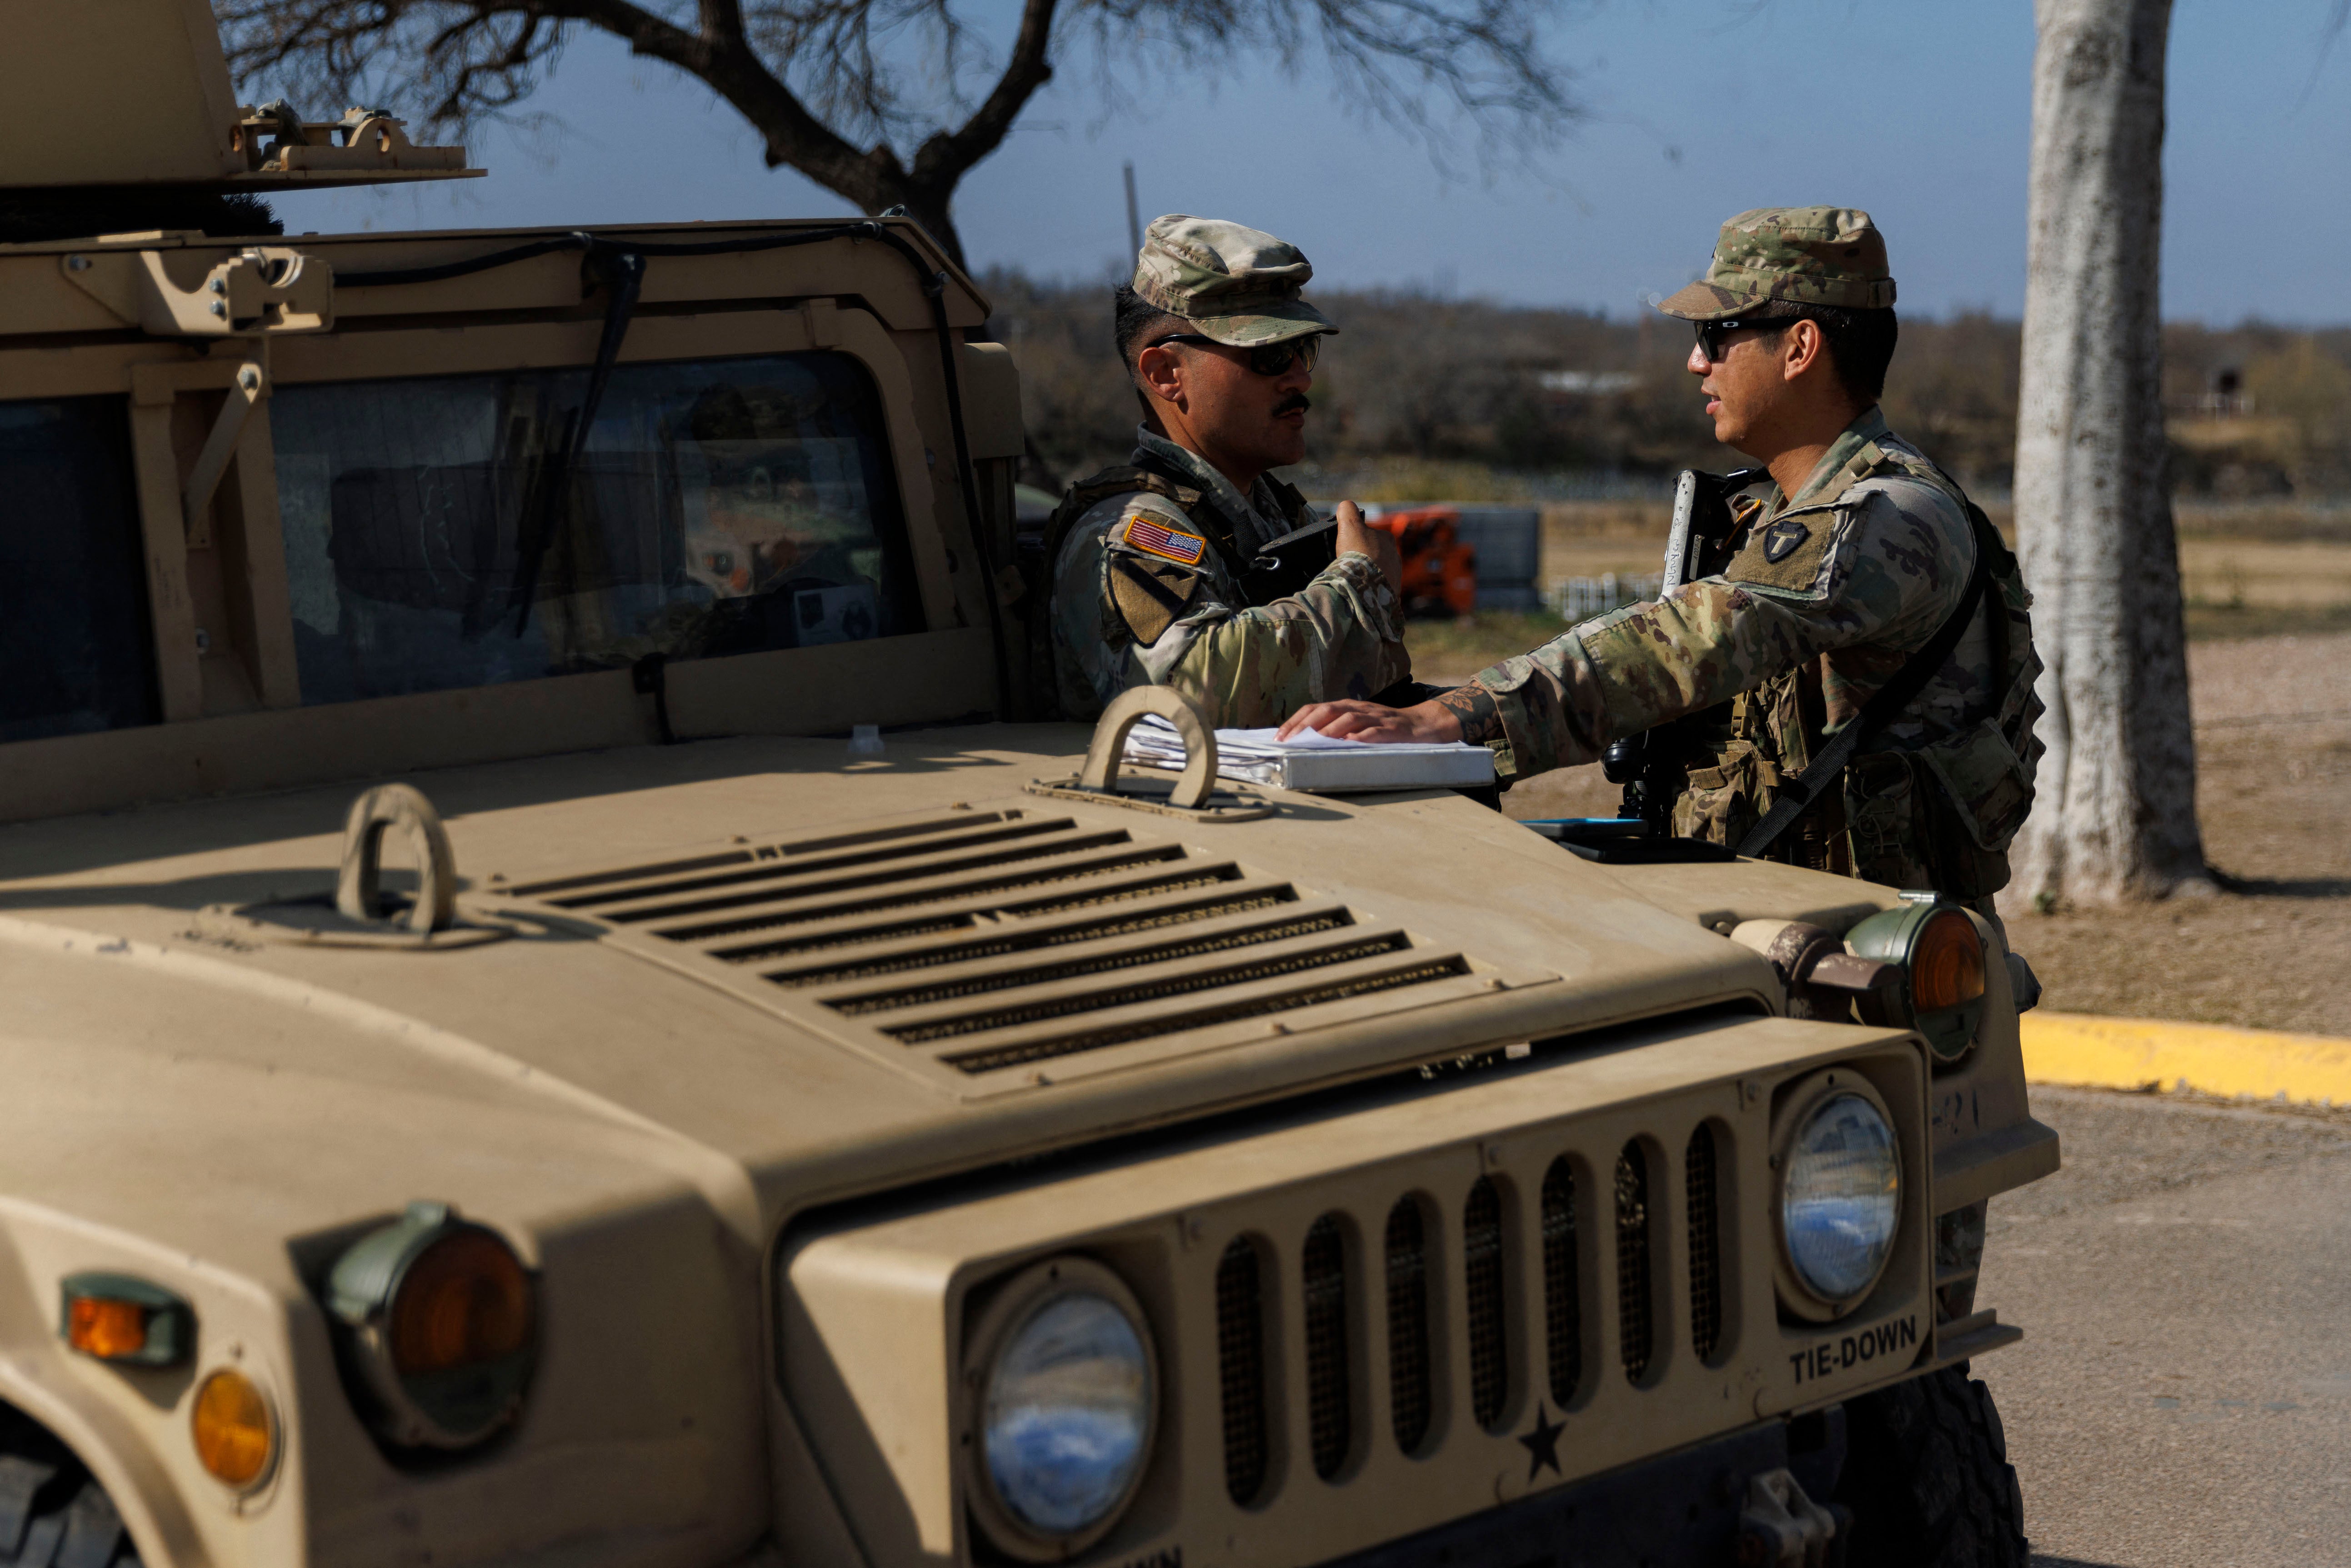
[1546,571,1666,623]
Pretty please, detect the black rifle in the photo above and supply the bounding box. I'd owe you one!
[1238,510,1341,603]
[1599,466,1769,838]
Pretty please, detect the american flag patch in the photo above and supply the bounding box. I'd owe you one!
[1121,516,1208,566]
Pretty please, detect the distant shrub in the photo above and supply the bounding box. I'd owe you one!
[980,269,2351,499]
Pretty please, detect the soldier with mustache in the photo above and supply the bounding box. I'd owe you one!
[1039,215,1414,728]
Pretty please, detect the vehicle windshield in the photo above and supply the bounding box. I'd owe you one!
[271,350,922,705]
[0,395,158,744]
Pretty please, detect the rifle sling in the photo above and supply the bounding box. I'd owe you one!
[1735,506,2001,860]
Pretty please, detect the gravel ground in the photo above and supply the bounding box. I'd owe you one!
[1979,1086,2351,1566]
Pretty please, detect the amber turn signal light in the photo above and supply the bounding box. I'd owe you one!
[192,1368,276,1489]
[388,1228,534,1376]
[59,1274,192,1367]
[1911,909,1987,1014]
[70,1298,146,1359]
[326,1202,539,1449]
[1843,897,1994,1062]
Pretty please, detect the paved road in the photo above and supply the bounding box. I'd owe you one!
[1973,1086,2351,1567]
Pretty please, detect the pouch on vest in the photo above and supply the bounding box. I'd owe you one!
[1841,749,1927,889]
[1672,741,1777,845]
[1831,504,2041,897]
[1904,502,2044,866]
[1841,744,2013,900]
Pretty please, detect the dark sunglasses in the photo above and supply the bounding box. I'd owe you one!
[1693,316,1787,363]
[1150,332,1321,378]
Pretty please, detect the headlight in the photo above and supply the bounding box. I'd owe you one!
[1845,899,1989,1060]
[967,1258,1157,1558]
[326,1201,537,1449]
[1776,1084,1901,1318]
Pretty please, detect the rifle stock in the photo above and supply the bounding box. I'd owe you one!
[1659,469,1703,595]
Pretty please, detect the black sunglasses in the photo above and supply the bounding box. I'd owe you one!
[1150,332,1321,378]
[1693,316,1788,363]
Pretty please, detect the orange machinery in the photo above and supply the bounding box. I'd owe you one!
[1367,505,1479,618]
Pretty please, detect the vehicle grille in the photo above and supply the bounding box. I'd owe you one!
[1303,1215,1352,1479]
[1215,1238,1269,1506]
[1616,1144,1654,1382]
[1463,1177,1507,1430]
[1384,1199,1433,1455]
[1541,1158,1581,1406]
[501,807,1503,1090]
[1209,1128,1739,1515]
[1687,1123,1723,1363]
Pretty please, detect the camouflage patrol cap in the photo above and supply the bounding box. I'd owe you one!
[1656,206,1896,321]
[1133,214,1337,348]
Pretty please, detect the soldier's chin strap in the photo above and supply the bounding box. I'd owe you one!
[1736,506,2006,860]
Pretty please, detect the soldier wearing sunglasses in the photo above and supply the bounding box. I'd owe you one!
[1040,215,1412,728]
[1281,207,2043,909]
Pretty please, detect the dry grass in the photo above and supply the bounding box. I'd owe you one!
[1516,501,2351,643]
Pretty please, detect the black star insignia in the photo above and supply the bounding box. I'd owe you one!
[1517,1402,1565,1482]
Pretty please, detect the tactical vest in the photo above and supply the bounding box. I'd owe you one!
[1668,443,2044,900]
[1023,452,1318,719]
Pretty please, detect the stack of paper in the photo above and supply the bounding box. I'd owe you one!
[1122,715,1496,794]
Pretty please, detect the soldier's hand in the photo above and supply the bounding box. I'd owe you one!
[1276,699,1464,744]
[1334,502,1404,594]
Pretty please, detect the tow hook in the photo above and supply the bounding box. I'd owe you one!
[1736,1467,1848,1567]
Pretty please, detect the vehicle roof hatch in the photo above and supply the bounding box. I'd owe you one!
[3,0,479,191]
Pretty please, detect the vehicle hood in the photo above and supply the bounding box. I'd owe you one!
[0,723,1894,1268]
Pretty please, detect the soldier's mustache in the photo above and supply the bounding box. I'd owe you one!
[1275,394,1311,416]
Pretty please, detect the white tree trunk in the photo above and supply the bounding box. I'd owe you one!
[2008,0,2208,906]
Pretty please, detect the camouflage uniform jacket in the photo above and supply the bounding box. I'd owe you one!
[1446,408,2041,896]
[1048,429,1410,728]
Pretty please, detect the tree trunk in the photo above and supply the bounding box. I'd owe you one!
[2007,0,2208,907]
[796,149,970,271]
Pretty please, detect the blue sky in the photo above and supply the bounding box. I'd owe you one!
[275,0,2351,323]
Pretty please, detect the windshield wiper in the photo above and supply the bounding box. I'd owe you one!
[506,240,645,635]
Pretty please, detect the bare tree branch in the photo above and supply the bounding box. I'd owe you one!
[2294,0,2350,110]
[214,0,1581,266]
[910,0,1057,188]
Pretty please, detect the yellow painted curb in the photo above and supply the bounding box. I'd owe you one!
[2021,1012,2351,1105]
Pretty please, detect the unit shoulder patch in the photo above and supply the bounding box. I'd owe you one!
[1762,518,1811,563]
[1108,553,1200,645]
[1725,505,1841,592]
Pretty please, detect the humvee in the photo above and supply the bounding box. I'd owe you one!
[0,5,2058,1567]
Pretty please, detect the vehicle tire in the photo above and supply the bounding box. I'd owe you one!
[1833,1366,2027,1568]
[0,1404,143,1568]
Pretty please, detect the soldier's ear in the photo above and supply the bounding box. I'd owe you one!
[1782,318,1829,383]
[1135,340,1187,408]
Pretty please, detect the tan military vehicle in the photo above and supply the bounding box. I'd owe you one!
[0,6,2057,1567]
